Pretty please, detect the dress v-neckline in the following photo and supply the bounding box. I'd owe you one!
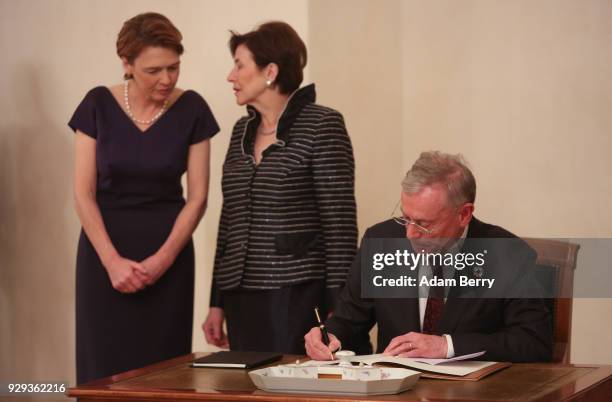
[103,86,189,134]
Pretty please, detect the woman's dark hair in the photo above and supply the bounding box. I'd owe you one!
[229,21,307,94]
[117,12,183,65]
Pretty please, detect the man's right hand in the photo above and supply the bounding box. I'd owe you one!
[202,307,229,348]
[304,327,341,360]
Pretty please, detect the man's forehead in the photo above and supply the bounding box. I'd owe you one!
[400,184,449,218]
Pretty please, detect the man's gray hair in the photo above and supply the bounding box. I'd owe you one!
[402,151,476,207]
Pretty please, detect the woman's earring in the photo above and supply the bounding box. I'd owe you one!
[266,79,272,87]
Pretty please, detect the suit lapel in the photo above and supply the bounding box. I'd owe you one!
[438,267,468,334]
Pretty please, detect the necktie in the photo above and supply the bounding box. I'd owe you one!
[422,264,445,334]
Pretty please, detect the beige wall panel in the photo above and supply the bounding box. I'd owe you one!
[309,0,404,233]
[400,0,612,237]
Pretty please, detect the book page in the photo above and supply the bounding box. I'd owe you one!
[411,350,486,365]
[350,354,497,376]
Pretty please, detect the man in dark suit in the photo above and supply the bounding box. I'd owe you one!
[305,151,552,362]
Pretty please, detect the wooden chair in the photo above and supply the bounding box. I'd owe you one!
[523,238,580,364]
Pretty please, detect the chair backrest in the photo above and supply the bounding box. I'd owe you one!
[523,238,580,363]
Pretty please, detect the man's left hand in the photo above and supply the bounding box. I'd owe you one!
[383,332,447,358]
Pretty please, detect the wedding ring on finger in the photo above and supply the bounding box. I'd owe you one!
[408,342,414,350]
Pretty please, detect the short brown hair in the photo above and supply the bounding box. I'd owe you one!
[229,21,307,95]
[117,12,183,64]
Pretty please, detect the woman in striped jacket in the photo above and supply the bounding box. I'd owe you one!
[202,21,359,354]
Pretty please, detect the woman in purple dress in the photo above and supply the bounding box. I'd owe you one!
[69,13,219,384]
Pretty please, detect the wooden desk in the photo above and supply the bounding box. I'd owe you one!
[68,353,612,402]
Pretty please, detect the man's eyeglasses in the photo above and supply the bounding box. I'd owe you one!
[390,200,434,235]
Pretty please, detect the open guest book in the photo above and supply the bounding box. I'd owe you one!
[344,351,511,381]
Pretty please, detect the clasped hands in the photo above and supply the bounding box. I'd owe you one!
[304,328,447,360]
[104,252,173,294]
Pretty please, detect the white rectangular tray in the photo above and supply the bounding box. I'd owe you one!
[249,366,420,395]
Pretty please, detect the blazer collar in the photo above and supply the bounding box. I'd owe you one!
[245,83,316,142]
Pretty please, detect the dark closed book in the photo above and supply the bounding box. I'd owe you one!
[192,351,282,369]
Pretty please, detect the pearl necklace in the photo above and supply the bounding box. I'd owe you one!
[123,80,168,125]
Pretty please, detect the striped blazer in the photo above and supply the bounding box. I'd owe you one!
[210,84,358,308]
